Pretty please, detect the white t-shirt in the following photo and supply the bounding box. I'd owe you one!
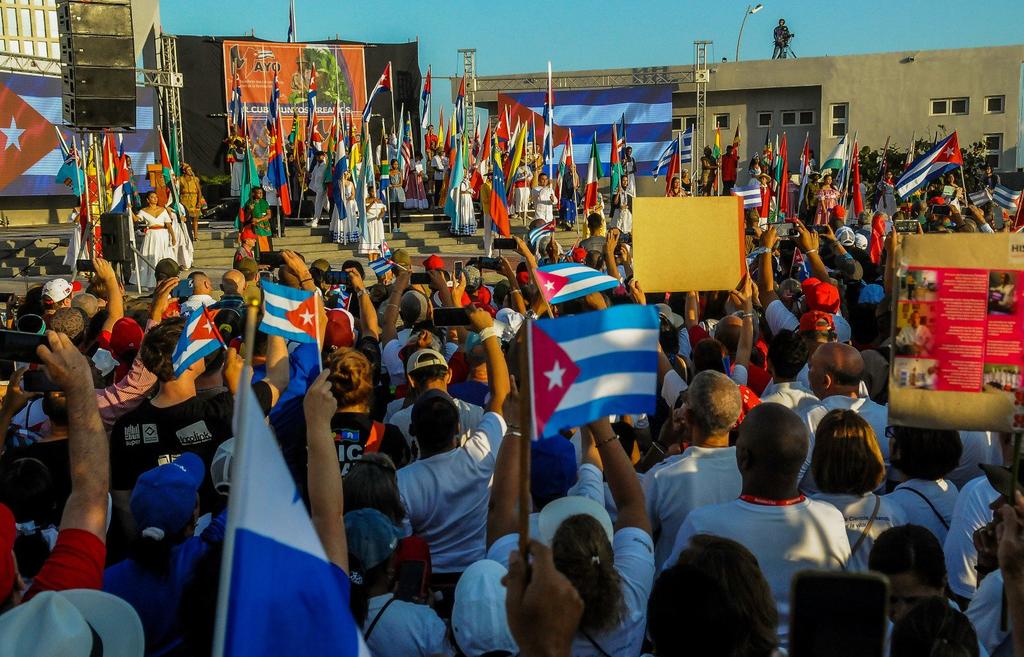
[487,527,656,657]
[765,299,800,335]
[397,412,506,573]
[663,497,851,644]
[967,570,1013,657]
[800,396,890,494]
[643,446,742,567]
[390,397,485,457]
[949,431,1001,490]
[883,479,958,543]
[362,593,452,657]
[811,492,908,572]
[945,475,999,599]
[759,380,819,413]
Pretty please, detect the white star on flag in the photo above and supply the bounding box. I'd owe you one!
[544,281,555,292]
[544,360,566,390]
[299,309,315,325]
[1,118,24,151]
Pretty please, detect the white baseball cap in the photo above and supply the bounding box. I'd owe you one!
[537,495,614,546]
[452,560,518,656]
[42,278,73,304]
[0,589,144,657]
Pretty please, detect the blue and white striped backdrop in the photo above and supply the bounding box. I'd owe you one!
[501,85,673,179]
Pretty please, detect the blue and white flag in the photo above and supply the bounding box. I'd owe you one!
[528,221,555,250]
[895,131,962,199]
[171,306,225,378]
[679,126,693,165]
[732,181,763,209]
[529,305,659,438]
[969,189,991,207]
[534,263,620,305]
[368,256,393,278]
[992,184,1021,212]
[213,379,370,657]
[259,279,319,344]
[651,139,678,180]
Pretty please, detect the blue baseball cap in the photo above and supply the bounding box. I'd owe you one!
[858,283,885,305]
[344,508,400,571]
[531,437,578,507]
[129,452,205,539]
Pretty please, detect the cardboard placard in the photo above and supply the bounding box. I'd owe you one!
[632,196,745,292]
[889,233,1024,432]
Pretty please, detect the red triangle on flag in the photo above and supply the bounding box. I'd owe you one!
[532,269,570,303]
[284,295,319,338]
[530,322,580,437]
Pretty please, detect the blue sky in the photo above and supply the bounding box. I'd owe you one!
[162,0,1024,78]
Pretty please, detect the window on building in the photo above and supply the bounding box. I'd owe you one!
[781,110,814,127]
[32,8,42,36]
[984,133,1002,169]
[931,97,969,116]
[684,116,697,131]
[6,7,18,36]
[715,113,729,129]
[18,8,29,36]
[829,103,848,138]
[985,96,1005,114]
[757,112,772,128]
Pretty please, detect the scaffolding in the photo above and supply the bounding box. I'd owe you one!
[155,34,183,150]
[693,40,711,195]
[458,48,477,137]
[474,67,696,92]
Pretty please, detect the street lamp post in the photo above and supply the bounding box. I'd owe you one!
[735,3,764,62]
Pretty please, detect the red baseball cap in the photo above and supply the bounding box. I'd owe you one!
[109,317,144,360]
[928,196,946,206]
[831,205,846,220]
[423,255,445,271]
[239,228,257,240]
[0,503,15,600]
[799,310,835,333]
[802,279,841,314]
[571,247,587,263]
[324,309,355,351]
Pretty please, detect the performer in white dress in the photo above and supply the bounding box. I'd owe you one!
[167,202,194,270]
[131,192,176,289]
[306,153,330,227]
[455,173,477,236]
[511,163,533,218]
[610,176,633,236]
[532,173,556,224]
[359,186,386,255]
[404,155,429,210]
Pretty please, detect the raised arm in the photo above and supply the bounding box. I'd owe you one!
[38,332,108,540]
[303,369,348,571]
[794,222,830,282]
[603,229,621,281]
[587,418,651,534]
[345,267,380,340]
[93,257,123,334]
[499,256,528,315]
[468,307,510,414]
[731,275,754,369]
[487,378,523,547]
[757,227,780,307]
[381,269,410,345]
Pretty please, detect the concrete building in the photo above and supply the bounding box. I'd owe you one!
[474,45,1024,195]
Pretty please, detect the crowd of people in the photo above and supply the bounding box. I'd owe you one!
[4,130,1024,657]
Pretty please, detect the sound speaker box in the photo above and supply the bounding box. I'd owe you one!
[100,213,133,263]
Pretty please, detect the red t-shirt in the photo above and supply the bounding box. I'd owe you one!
[722,154,739,182]
[24,529,105,601]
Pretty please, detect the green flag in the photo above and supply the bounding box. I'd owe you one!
[236,142,259,230]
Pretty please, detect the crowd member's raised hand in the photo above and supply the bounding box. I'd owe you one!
[628,278,645,306]
[303,368,347,572]
[514,235,538,270]
[0,368,36,446]
[499,256,528,315]
[604,229,621,280]
[504,540,584,657]
[149,276,179,323]
[36,331,109,541]
[281,249,315,291]
[794,220,830,281]
[344,265,380,339]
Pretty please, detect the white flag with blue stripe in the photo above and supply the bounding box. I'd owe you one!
[213,380,370,657]
[534,263,620,305]
[529,305,659,438]
[368,257,393,278]
[992,184,1021,212]
[732,181,763,209]
[680,127,693,165]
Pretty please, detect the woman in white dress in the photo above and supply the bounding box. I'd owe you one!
[359,185,386,255]
[131,191,176,289]
[329,170,359,245]
[610,176,633,236]
[168,203,194,270]
[455,173,477,236]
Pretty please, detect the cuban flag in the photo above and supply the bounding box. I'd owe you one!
[230,73,243,128]
[529,305,659,438]
[454,75,466,136]
[528,221,555,250]
[368,256,393,278]
[109,136,133,214]
[259,279,319,344]
[213,378,370,657]
[732,181,763,209]
[534,263,620,305]
[420,66,431,130]
[171,307,225,377]
[895,131,963,199]
[992,184,1021,212]
[362,62,392,122]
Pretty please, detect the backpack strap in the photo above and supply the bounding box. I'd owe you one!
[364,596,398,639]
[849,494,882,562]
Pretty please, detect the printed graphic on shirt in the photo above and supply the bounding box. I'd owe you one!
[176,421,214,446]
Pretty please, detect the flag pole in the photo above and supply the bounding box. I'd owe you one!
[518,322,534,560]
[388,61,396,140]
[212,291,261,657]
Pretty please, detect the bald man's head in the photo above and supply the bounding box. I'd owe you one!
[714,315,742,356]
[190,271,212,295]
[736,403,809,488]
[808,342,864,398]
[222,270,245,296]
